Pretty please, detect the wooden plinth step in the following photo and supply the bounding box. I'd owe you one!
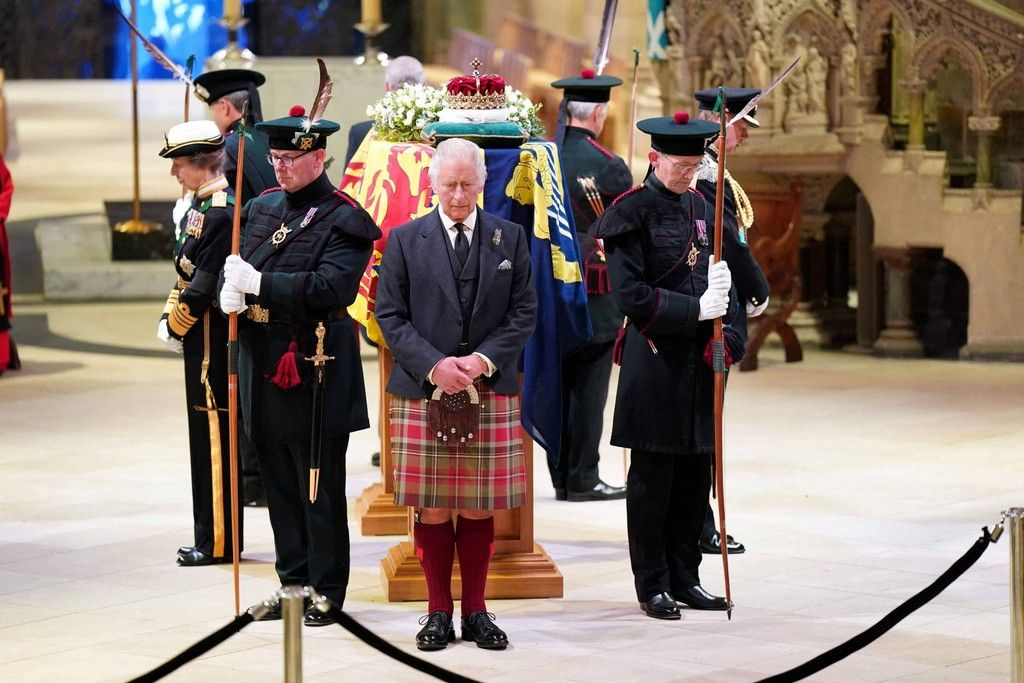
[354,483,408,536]
[380,540,564,602]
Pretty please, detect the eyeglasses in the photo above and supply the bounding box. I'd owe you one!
[657,153,703,175]
[266,149,315,168]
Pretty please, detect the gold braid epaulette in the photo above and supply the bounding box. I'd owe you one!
[725,170,754,231]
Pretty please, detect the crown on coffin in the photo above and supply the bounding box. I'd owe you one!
[444,58,507,110]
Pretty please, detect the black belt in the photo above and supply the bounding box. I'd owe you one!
[244,304,349,326]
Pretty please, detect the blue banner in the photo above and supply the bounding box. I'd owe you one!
[481,143,592,466]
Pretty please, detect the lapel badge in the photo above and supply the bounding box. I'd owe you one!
[300,207,318,228]
[271,223,292,246]
[492,228,502,246]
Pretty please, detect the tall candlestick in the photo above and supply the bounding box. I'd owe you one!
[225,0,242,22]
[361,0,381,26]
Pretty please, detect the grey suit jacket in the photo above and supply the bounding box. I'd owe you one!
[375,208,537,398]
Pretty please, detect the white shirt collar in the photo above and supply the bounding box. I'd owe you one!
[438,207,478,234]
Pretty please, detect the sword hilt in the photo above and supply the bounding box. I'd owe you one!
[304,322,335,377]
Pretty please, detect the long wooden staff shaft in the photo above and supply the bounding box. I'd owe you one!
[226,106,248,618]
[711,90,733,619]
[129,0,142,223]
[181,59,191,199]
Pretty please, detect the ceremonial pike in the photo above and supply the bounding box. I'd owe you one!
[710,86,733,620]
[592,0,619,75]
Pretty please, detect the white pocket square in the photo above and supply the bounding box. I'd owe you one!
[497,259,512,271]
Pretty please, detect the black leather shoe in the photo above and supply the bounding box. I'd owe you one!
[639,592,681,620]
[699,532,745,554]
[566,480,627,502]
[176,548,230,567]
[177,546,194,556]
[416,612,455,651]
[371,452,381,467]
[675,585,729,611]
[554,488,567,501]
[461,611,508,650]
[304,605,336,627]
[250,600,282,621]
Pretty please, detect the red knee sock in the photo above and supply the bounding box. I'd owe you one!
[415,520,455,615]
[455,515,494,617]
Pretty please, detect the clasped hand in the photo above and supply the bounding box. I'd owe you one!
[432,355,487,395]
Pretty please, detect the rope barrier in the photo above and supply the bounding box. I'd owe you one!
[756,526,996,683]
[320,601,482,683]
[123,524,1002,683]
[126,612,254,683]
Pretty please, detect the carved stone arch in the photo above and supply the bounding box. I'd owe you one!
[770,4,847,60]
[858,0,914,56]
[687,7,747,89]
[985,68,1024,115]
[912,36,986,111]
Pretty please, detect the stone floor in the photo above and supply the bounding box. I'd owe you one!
[1,301,1021,682]
[2,79,1022,682]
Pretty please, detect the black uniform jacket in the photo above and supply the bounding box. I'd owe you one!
[560,126,634,343]
[164,183,234,341]
[235,173,382,439]
[375,209,537,399]
[225,119,277,205]
[592,175,729,456]
[694,155,769,315]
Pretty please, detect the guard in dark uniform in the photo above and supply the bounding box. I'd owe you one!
[155,120,242,567]
[193,68,277,204]
[193,68,277,506]
[692,87,771,555]
[219,103,381,626]
[549,70,633,501]
[592,112,737,619]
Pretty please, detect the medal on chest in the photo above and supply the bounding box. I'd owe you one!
[300,207,318,228]
[185,209,205,239]
[695,218,708,246]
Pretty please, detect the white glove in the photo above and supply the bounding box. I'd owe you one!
[224,254,262,295]
[156,319,183,354]
[746,296,769,317]
[173,192,194,240]
[698,287,729,321]
[706,257,732,293]
[219,283,248,314]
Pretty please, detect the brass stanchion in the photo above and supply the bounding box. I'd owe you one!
[1007,508,1024,683]
[280,586,307,683]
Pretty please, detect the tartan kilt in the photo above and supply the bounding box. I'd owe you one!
[390,385,526,510]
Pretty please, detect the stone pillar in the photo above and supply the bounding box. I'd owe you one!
[873,246,923,357]
[903,76,926,150]
[968,114,1001,188]
[854,193,879,348]
[859,53,884,113]
[789,211,829,346]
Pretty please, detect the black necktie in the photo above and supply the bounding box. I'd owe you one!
[454,223,469,269]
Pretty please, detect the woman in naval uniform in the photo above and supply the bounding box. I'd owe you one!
[156,119,243,566]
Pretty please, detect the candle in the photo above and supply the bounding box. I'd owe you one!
[361,0,381,26]
[224,0,241,21]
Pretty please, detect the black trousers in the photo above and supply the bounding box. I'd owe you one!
[183,316,243,558]
[238,424,265,504]
[257,433,351,605]
[626,449,711,601]
[549,341,614,492]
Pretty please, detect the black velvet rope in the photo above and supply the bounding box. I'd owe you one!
[756,526,995,683]
[322,602,482,683]
[127,612,254,683]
